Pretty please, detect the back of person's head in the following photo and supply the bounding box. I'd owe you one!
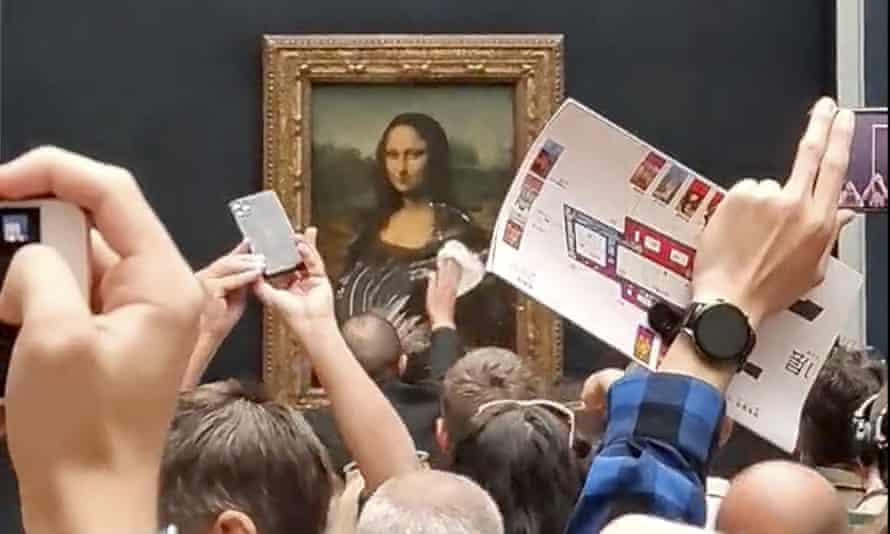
[440,347,543,451]
[159,380,334,534]
[717,461,849,534]
[800,342,885,469]
[452,402,585,534]
[356,469,504,534]
[342,312,403,382]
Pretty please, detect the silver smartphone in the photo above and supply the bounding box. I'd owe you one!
[228,191,302,277]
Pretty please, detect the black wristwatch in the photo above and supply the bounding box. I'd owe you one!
[681,300,756,371]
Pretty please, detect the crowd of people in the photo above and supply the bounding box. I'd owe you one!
[0,97,887,533]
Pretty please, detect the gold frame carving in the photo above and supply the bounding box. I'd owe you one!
[262,34,565,405]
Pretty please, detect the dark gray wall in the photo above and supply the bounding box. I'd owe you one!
[2,1,836,531]
[3,0,835,383]
[866,0,888,357]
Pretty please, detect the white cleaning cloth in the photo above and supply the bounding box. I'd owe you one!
[437,240,486,297]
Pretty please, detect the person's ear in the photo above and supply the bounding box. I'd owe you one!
[208,510,257,534]
[397,354,408,377]
[435,417,449,453]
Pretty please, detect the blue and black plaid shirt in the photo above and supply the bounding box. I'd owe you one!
[567,372,725,533]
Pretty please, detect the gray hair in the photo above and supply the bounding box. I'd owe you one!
[356,470,503,534]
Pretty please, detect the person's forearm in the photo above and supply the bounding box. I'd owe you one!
[427,327,461,381]
[430,317,456,331]
[298,318,418,491]
[658,332,736,393]
[180,332,224,391]
[19,469,158,534]
[661,288,765,393]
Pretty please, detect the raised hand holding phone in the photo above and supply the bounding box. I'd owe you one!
[252,226,420,492]
[0,147,205,534]
[252,227,334,337]
[229,191,303,277]
[181,241,266,390]
[0,200,90,395]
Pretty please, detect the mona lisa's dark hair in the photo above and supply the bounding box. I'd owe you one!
[451,404,585,534]
[373,112,454,220]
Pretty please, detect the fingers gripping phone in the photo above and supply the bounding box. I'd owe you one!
[228,191,303,277]
[1,200,90,391]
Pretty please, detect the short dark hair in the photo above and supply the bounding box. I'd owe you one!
[451,404,585,534]
[441,348,543,448]
[800,343,886,467]
[342,312,403,382]
[159,380,334,534]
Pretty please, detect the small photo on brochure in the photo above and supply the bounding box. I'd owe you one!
[530,139,565,179]
[503,219,526,249]
[633,325,656,366]
[676,178,711,219]
[651,165,689,205]
[703,191,725,226]
[515,173,546,213]
[629,152,668,192]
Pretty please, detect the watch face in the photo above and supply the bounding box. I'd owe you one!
[695,303,751,361]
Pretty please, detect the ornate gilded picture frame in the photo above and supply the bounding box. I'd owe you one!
[262,34,565,404]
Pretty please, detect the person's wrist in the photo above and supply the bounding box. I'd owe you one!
[430,315,456,331]
[659,332,735,393]
[691,288,764,331]
[197,324,228,348]
[290,312,339,349]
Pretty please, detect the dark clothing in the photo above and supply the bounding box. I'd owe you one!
[334,203,513,349]
[304,327,462,474]
[0,441,23,534]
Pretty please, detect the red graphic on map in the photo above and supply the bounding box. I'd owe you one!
[704,192,725,225]
[623,218,696,280]
[620,281,656,311]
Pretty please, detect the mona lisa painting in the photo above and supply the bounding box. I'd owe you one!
[262,35,564,404]
[315,86,511,352]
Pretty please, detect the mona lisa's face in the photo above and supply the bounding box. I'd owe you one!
[384,125,430,194]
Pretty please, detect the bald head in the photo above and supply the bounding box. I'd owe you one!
[356,470,504,534]
[717,461,849,534]
[341,313,402,382]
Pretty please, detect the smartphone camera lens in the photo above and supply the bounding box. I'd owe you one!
[231,201,251,219]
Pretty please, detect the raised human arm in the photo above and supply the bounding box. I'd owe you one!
[181,243,264,390]
[568,98,857,532]
[254,228,418,493]
[0,147,205,534]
